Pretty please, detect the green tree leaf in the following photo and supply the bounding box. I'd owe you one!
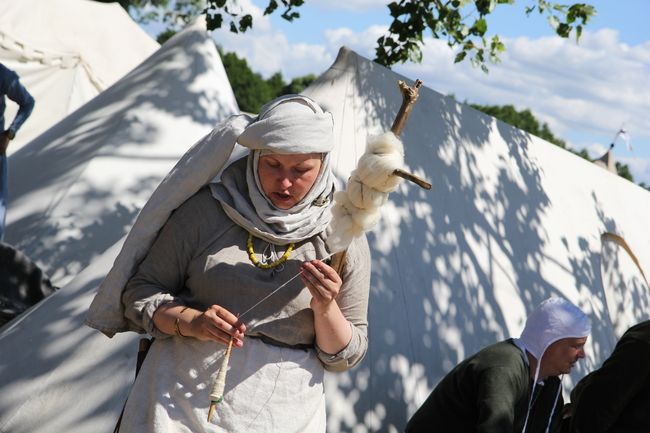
[102,0,596,72]
[471,18,487,36]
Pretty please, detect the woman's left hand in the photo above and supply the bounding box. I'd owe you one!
[300,260,342,309]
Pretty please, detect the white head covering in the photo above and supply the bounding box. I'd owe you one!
[238,95,334,153]
[211,94,335,245]
[518,297,591,360]
[515,297,591,433]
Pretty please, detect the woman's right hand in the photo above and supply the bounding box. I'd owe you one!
[188,305,246,347]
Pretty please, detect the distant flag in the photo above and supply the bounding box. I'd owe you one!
[619,127,632,152]
[612,125,632,152]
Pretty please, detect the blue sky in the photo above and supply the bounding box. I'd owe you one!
[145,1,650,184]
[267,0,648,46]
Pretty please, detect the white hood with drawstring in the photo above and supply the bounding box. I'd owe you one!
[513,297,591,433]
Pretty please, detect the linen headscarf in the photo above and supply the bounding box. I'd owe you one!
[514,297,591,433]
[211,95,335,245]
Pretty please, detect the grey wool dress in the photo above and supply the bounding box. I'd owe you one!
[119,187,371,433]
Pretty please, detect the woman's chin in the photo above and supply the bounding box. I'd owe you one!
[270,193,296,209]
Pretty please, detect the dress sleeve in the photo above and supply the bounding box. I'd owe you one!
[571,338,650,433]
[121,206,196,338]
[316,234,371,372]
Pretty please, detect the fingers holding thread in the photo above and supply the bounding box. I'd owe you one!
[190,305,246,347]
[300,260,341,303]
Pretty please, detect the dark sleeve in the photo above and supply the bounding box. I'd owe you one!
[405,390,438,433]
[476,366,527,433]
[5,73,35,134]
[571,339,650,433]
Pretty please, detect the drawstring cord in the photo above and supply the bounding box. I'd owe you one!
[520,360,541,433]
[544,375,563,433]
[520,353,562,433]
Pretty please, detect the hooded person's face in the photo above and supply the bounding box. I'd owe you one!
[540,336,588,376]
[258,153,322,209]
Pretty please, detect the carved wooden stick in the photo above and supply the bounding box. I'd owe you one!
[330,249,347,278]
[393,168,431,190]
[392,79,431,190]
[330,78,429,274]
[391,79,423,135]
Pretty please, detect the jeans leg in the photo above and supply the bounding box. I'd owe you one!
[0,155,7,241]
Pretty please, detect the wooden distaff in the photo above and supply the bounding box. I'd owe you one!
[330,79,430,274]
[391,79,431,190]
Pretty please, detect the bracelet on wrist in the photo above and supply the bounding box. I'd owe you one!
[174,306,191,337]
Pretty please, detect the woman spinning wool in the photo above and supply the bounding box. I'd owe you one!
[110,95,371,432]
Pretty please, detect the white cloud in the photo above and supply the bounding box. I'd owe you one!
[323,25,386,58]
[391,28,650,183]
[480,30,650,142]
[211,0,335,79]
[211,3,387,80]
[584,142,609,159]
[309,0,390,12]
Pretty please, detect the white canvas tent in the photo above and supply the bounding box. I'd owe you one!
[4,18,238,289]
[304,48,650,430]
[0,19,238,433]
[1,47,649,433]
[0,0,159,152]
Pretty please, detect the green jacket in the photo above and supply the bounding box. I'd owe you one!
[406,339,563,433]
[570,320,650,433]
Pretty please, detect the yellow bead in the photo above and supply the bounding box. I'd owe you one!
[246,233,294,270]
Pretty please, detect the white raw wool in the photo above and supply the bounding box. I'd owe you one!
[326,199,360,253]
[326,132,405,253]
[347,173,389,209]
[355,132,404,192]
[334,191,381,231]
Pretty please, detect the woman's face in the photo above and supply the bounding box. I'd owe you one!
[258,153,322,209]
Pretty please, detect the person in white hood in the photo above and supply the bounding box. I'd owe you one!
[406,297,591,433]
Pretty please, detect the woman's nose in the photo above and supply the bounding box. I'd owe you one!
[279,176,293,189]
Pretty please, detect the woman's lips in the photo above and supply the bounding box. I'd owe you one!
[272,192,292,202]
